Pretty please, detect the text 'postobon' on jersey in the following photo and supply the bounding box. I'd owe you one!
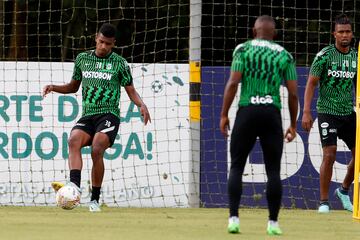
[72,50,133,118]
[310,45,357,116]
[231,39,297,110]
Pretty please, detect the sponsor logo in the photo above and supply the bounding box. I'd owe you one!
[320,122,329,128]
[329,128,337,133]
[322,129,328,136]
[327,69,355,78]
[82,71,112,80]
[250,95,274,104]
[251,40,284,52]
[76,123,85,126]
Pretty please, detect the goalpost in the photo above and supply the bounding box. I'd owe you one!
[354,44,360,220]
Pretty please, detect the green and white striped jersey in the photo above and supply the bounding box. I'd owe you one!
[72,50,133,118]
[231,39,297,110]
[310,45,357,116]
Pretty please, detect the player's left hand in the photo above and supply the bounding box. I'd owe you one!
[140,104,151,125]
[284,126,296,142]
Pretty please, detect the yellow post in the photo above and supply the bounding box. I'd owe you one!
[189,61,201,122]
[353,44,360,220]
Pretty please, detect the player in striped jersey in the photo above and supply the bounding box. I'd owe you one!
[220,15,298,235]
[302,14,356,213]
[42,23,151,212]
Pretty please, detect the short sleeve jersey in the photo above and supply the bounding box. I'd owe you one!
[310,45,357,116]
[231,39,297,110]
[72,50,133,118]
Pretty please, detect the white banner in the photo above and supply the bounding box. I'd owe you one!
[0,62,194,207]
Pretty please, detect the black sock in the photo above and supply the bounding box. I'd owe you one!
[91,187,101,202]
[320,200,329,206]
[340,186,349,195]
[70,169,81,188]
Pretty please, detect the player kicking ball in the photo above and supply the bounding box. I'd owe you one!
[43,23,151,212]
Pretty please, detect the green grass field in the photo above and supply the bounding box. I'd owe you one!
[0,206,359,240]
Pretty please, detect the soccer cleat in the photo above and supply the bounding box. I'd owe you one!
[335,188,353,212]
[267,221,282,236]
[51,182,65,192]
[52,181,81,194]
[227,216,240,234]
[318,203,330,213]
[89,200,101,212]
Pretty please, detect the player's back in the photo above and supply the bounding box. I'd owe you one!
[232,39,295,109]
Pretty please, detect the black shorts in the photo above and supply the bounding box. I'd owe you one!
[72,113,120,146]
[317,112,356,149]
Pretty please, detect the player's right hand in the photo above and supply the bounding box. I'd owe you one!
[42,85,53,97]
[284,126,296,142]
[301,111,313,132]
[220,116,230,138]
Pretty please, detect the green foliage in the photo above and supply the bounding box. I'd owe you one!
[1,0,189,62]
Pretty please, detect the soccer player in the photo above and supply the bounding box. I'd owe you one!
[42,23,151,212]
[220,15,298,235]
[301,14,356,213]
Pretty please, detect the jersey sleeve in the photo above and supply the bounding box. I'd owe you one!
[309,51,327,77]
[231,52,244,73]
[72,54,82,81]
[118,60,133,86]
[283,56,297,81]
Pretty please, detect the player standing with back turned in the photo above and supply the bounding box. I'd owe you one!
[220,15,298,235]
[302,14,356,213]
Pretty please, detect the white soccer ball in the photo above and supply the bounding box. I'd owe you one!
[56,185,80,210]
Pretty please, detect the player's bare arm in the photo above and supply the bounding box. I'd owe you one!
[42,79,81,97]
[284,79,298,142]
[220,71,242,137]
[125,84,151,125]
[301,75,320,132]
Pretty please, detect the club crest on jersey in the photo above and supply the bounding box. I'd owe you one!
[352,61,357,68]
[106,63,112,70]
[250,95,273,104]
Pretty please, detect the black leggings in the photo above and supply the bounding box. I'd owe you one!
[228,105,283,221]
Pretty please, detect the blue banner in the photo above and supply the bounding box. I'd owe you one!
[200,67,353,209]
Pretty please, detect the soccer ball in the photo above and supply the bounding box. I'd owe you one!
[56,185,81,210]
